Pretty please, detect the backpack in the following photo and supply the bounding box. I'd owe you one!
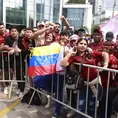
[21,89,41,106]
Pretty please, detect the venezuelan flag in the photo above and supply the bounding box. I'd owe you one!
[28,43,62,76]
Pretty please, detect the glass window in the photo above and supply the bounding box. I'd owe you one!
[75,9,79,14]
[36,0,42,3]
[3,0,60,28]
[44,0,51,6]
[44,14,49,20]
[45,6,50,14]
[28,4,33,11]
[63,8,84,28]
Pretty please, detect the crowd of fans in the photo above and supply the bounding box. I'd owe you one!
[0,15,118,118]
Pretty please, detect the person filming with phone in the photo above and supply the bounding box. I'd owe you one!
[61,37,109,118]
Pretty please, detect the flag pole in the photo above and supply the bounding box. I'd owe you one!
[112,0,116,17]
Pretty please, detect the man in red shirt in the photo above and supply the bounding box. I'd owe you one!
[99,40,118,118]
[90,28,104,51]
[89,28,104,66]
[0,22,9,44]
[0,22,11,95]
[54,15,70,42]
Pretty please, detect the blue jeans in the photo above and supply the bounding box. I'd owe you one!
[78,87,96,118]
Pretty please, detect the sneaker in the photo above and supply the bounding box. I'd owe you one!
[67,111,76,118]
[19,92,24,99]
[16,89,20,95]
[4,87,8,95]
[45,95,51,108]
[52,114,60,118]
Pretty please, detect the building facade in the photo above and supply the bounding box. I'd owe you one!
[0,0,62,30]
[63,4,92,32]
[89,0,106,25]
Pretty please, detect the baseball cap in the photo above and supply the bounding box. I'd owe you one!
[37,21,45,27]
[93,29,102,35]
[78,28,86,33]
[70,34,79,41]
[106,31,114,41]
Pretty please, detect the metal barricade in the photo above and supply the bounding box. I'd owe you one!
[0,51,26,98]
[25,57,118,118]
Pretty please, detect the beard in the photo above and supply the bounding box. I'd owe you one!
[94,38,101,43]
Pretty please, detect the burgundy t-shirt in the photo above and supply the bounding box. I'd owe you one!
[100,54,118,88]
[90,42,103,52]
[0,32,9,44]
[68,51,103,81]
[90,42,104,66]
[0,32,10,56]
[55,34,60,42]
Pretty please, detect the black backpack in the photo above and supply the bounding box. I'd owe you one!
[21,89,41,106]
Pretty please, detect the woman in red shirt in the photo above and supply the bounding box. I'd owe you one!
[61,38,109,118]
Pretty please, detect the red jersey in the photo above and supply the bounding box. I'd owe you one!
[100,54,118,88]
[68,51,103,81]
[90,42,104,66]
[0,32,10,56]
[55,34,60,42]
[113,44,118,59]
[90,42,103,52]
[0,32,9,44]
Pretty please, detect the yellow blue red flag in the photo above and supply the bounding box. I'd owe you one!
[28,43,62,76]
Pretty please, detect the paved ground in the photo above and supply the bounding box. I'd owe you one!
[0,91,53,118]
[0,85,117,118]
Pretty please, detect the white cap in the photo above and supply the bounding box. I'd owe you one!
[70,34,79,41]
[37,21,45,27]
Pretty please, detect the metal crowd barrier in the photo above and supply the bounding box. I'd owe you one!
[0,51,26,98]
[0,50,117,118]
[25,55,118,118]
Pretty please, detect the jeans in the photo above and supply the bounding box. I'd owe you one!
[78,87,96,118]
[99,89,112,118]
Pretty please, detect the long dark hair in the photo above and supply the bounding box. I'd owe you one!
[76,38,88,54]
[76,38,88,45]
[76,38,92,59]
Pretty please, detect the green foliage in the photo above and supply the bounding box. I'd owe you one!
[67,0,86,4]
[91,24,99,34]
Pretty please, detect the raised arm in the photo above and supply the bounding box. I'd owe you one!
[33,27,49,39]
[60,51,76,67]
[60,15,70,30]
[102,52,109,68]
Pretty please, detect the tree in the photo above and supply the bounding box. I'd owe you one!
[91,24,99,34]
[67,0,86,4]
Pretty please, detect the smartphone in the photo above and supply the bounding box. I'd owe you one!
[73,47,77,52]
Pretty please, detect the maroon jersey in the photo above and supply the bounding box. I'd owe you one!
[68,51,103,81]
[55,34,60,42]
[100,54,118,88]
[0,32,9,44]
[113,44,118,59]
[90,42,104,66]
[90,42,103,52]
